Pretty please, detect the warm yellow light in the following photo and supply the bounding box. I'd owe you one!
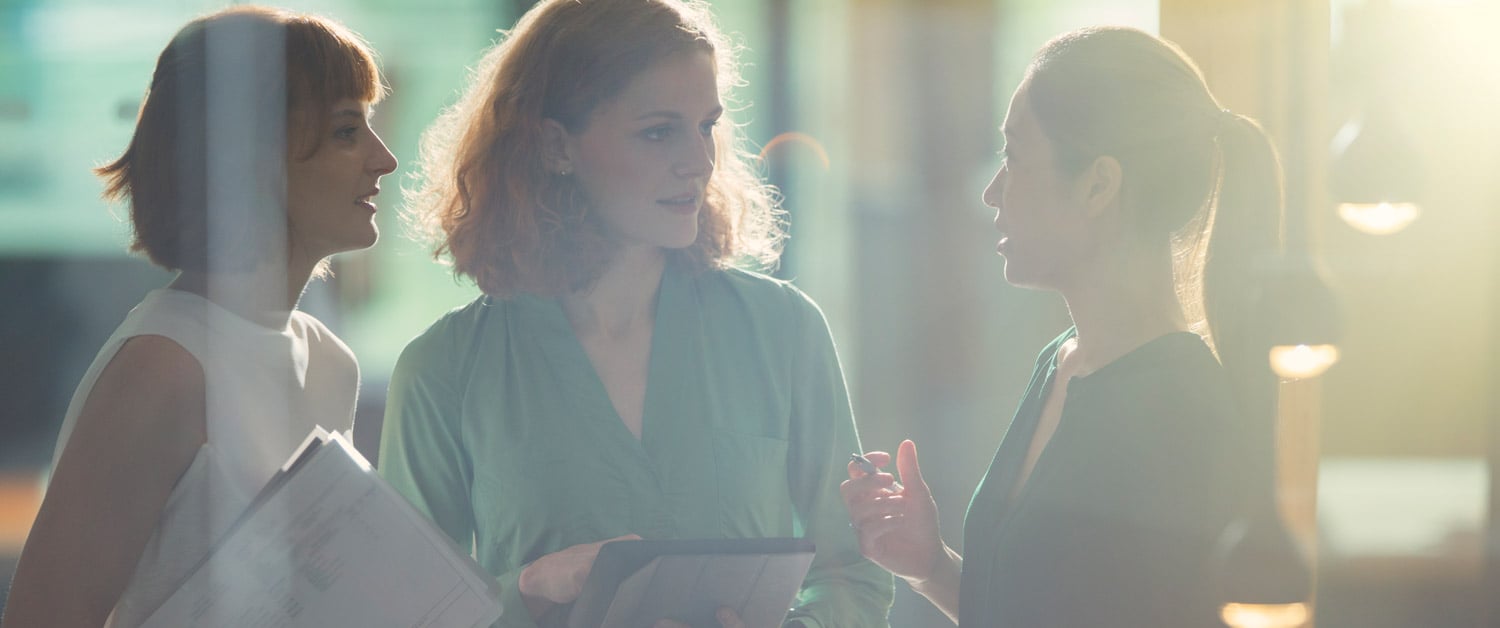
[1269,344,1340,379]
[1337,201,1421,235]
[1220,602,1310,628]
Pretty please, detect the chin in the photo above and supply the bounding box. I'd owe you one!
[663,227,700,250]
[330,227,379,256]
[358,225,380,249]
[1001,260,1052,291]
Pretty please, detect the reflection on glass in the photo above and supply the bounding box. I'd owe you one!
[1269,344,1340,380]
[1337,201,1420,235]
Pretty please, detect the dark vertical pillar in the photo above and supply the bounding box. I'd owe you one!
[764,0,794,279]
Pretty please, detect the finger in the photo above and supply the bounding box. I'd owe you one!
[863,451,892,467]
[846,493,908,524]
[841,472,897,499]
[850,499,911,529]
[895,439,930,499]
[847,458,867,479]
[847,457,868,480]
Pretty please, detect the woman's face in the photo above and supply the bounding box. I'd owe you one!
[285,98,398,264]
[556,50,722,253]
[981,79,1098,291]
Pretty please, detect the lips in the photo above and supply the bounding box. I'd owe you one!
[357,188,380,212]
[658,192,700,214]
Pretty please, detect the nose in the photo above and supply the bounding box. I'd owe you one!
[369,132,398,177]
[981,164,1005,209]
[674,130,715,179]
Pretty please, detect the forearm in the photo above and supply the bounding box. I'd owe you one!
[906,544,962,624]
[2,563,113,628]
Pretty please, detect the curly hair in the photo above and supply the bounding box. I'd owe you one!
[96,5,386,272]
[405,0,784,297]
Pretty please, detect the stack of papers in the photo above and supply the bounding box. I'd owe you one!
[141,428,502,628]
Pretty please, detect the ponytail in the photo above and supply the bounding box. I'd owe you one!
[1203,113,1286,420]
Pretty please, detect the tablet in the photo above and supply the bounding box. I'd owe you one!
[564,538,816,628]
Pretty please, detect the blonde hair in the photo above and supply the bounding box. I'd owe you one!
[405,0,784,297]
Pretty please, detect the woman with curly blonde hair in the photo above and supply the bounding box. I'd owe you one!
[379,1,893,626]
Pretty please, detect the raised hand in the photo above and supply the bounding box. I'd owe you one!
[840,439,947,583]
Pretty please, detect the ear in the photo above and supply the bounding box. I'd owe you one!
[1078,154,1123,218]
[540,118,575,175]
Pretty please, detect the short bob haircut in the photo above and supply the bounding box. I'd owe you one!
[406,0,784,298]
[97,5,386,272]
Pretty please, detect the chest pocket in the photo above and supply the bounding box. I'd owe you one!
[711,428,793,537]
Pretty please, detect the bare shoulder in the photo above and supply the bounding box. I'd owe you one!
[60,334,208,469]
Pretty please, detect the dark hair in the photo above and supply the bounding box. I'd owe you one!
[96,5,386,272]
[407,0,783,298]
[1025,26,1286,405]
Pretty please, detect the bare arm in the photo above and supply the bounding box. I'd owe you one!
[3,336,206,628]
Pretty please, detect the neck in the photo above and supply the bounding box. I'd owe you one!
[559,245,667,339]
[168,254,319,329]
[1058,246,1188,376]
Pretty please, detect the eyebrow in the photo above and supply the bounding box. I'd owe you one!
[332,108,367,120]
[635,106,725,122]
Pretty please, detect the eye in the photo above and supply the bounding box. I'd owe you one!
[334,125,359,141]
[699,118,719,136]
[643,125,673,141]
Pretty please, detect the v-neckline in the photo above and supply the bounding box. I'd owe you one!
[522,262,695,457]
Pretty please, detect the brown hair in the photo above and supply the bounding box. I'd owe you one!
[406,0,783,297]
[96,5,386,272]
[1025,27,1286,403]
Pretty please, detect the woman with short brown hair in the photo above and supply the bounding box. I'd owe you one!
[4,7,396,627]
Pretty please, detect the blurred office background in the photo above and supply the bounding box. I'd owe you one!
[1,0,1496,626]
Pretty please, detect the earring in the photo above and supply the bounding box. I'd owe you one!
[558,167,571,177]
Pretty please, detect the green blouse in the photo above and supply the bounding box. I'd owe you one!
[378,263,893,628]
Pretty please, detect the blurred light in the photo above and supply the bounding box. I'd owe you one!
[1215,514,1313,626]
[1336,201,1420,235]
[1255,255,1342,380]
[1220,602,1310,628]
[1269,344,1341,380]
[1329,1,1424,235]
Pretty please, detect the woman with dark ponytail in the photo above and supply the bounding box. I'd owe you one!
[841,27,1284,626]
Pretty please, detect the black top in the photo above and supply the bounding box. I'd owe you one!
[959,328,1274,627]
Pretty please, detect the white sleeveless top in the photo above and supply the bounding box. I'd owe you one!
[50,288,359,628]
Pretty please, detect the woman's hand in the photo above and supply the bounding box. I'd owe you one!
[840,439,947,583]
[517,533,641,617]
[651,607,746,628]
